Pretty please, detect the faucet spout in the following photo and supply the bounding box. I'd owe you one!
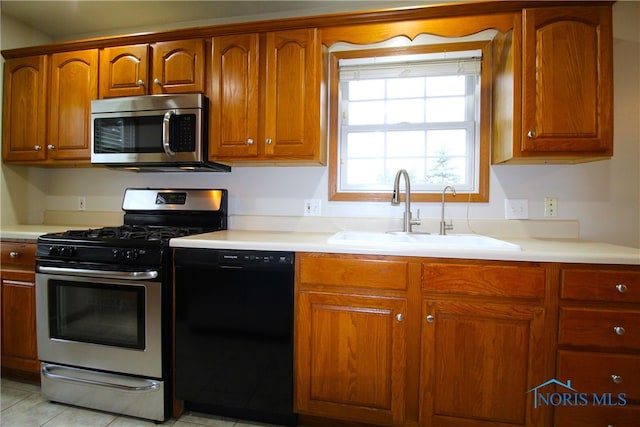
[391,169,420,233]
[440,185,456,235]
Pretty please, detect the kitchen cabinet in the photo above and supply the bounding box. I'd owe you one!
[420,262,553,427]
[492,5,613,164]
[2,56,48,162]
[555,266,640,426]
[295,253,408,426]
[0,241,39,381]
[99,39,206,98]
[209,29,326,164]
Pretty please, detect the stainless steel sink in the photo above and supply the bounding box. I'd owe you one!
[327,231,521,251]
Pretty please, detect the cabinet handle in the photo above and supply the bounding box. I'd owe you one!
[34,145,42,151]
[613,326,625,336]
[266,138,272,145]
[247,138,254,145]
[611,374,623,384]
[9,251,19,258]
[137,79,145,87]
[616,283,628,293]
[426,314,435,323]
[153,78,161,85]
[47,144,55,150]
[396,313,404,322]
[527,130,536,138]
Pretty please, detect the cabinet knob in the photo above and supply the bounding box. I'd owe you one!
[266,138,272,145]
[34,145,42,151]
[137,79,145,86]
[9,251,19,258]
[153,78,161,85]
[611,374,623,384]
[616,283,628,293]
[426,314,435,323]
[613,326,625,336]
[527,130,536,138]
[247,138,254,145]
[47,144,55,150]
[396,313,404,322]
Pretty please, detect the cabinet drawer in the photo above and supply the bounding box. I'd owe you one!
[555,404,640,427]
[298,254,408,290]
[1,242,36,269]
[562,269,640,303]
[559,308,640,351]
[422,263,545,298]
[557,350,640,403]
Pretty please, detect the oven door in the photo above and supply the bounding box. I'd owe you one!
[35,262,163,378]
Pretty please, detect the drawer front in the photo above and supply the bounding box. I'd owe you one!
[559,308,640,351]
[298,254,408,290]
[562,269,640,303]
[422,263,545,298]
[1,242,36,269]
[557,350,640,403]
[555,404,640,427]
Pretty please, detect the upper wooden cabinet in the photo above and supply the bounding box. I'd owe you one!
[2,56,48,162]
[209,29,326,164]
[99,39,206,98]
[493,5,613,164]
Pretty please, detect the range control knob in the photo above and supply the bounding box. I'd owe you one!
[59,246,77,257]
[49,246,61,256]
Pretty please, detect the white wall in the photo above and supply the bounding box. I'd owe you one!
[2,2,639,248]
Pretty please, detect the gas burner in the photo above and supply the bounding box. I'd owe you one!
[61,225,207,242]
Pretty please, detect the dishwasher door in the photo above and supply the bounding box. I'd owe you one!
[174,248,296,426]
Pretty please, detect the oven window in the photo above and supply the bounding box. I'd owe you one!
[48,280,145,349]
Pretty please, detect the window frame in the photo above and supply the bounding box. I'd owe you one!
[328,41,492,203]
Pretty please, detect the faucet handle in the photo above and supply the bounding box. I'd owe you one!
[410,209,421,226]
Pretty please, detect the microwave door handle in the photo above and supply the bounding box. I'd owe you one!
[162,110,176,156]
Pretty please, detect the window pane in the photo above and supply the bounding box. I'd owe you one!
[349,80,385,100]
[425,156,466,185]
[387,77,424,99]
[387,99,425,124]
[426,75,466,96]
[387,131,425,157]
[426,130,467,156]
[346,159,385,184]
[426,97,465,122]
[347,132,385,157]
[348,101,385,125]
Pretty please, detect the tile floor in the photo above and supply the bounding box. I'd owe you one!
[0,378,285,427]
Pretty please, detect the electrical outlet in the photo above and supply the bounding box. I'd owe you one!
[303,199,321,216]
[544,197,558,217]
[78,196,86,211]
[505,199,528,219]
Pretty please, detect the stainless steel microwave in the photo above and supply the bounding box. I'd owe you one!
[90,94,230,172]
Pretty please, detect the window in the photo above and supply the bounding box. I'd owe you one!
[329,41,492,202]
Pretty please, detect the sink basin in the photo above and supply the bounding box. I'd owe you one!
[327,231,521,251]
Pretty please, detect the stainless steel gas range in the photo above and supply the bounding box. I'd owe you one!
[34,188,227,422]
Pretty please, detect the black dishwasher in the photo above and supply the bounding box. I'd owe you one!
[174,248,296,426]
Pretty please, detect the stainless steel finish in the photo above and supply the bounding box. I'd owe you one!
[391,169,421,233]
[396,313,404,322]
[47,144,55,150]
[162,110,176,156]
[122,188,226,211]
[154,78,161,85]
[34,145,42,151]
[266,138,272,145]
[9,251,19,258]
[40,363,166,422]
[614,326,626,336]
[37,265,159,280]
[611,374,623,384]
[616,283,628,293]
[137,79,144,86]
[3,279,33,287]
[36,272,163,378]
[426,314,435,323]
[439,185,457,235]
[247,138,254,145]
[527,130,536,138]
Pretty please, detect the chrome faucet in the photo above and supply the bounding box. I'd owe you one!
[439,185,456,235]
[391,169,420,233]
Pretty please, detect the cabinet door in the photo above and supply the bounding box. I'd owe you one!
[521,6,612,154]
[151,39,205,94]
[99,44,150,97]
[295,291,407,426]
[48,49,98,161]
[1,276,39,374]
[263,29,322,159]
[421,300,551,427]
[2,56,48,162]
[209,34,260,159]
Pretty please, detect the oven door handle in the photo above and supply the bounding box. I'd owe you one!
[42,364,160,392]
[37,265,159,280]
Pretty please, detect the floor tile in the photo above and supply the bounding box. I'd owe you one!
[0,393,67,426]
[175,411,236,426]
[40,405,117,427]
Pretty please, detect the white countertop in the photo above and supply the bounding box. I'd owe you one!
[170,230,640,265]
[3,225,638,265]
